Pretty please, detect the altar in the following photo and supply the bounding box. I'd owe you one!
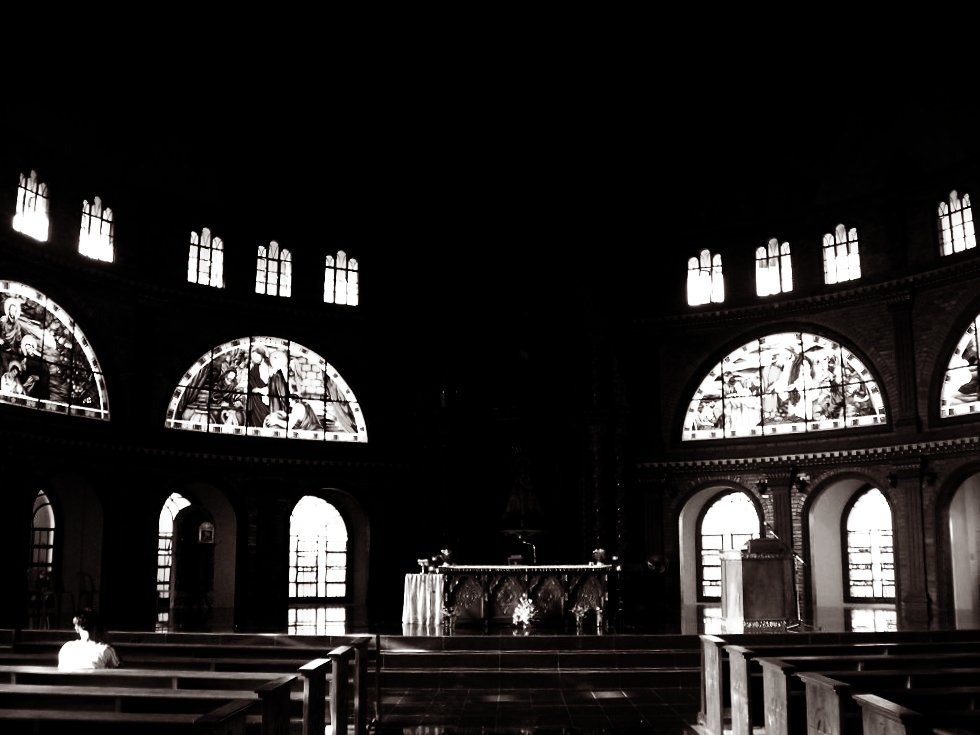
[439,564,611,627]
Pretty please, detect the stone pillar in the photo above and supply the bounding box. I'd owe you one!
[889,461,931,628]
[888,294,920,432]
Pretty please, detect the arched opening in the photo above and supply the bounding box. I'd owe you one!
[948,471,980,629]
[807,477,896,632]
[288,495,349,634]
[679,487,760,634]
[27,490,55,629]
[156,493,190,631]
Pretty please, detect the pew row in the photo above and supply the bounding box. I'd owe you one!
[0,643,361,735]
[798,671,980,735]
[759,652,980,735]
[698,631,980,735]
[727,641,980,735]
[854,692,980,735]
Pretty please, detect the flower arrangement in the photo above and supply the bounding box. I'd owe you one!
[512,593,537,627]
[571,601,592,621]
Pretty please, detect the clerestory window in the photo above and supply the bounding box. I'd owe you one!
[823,224,861,284]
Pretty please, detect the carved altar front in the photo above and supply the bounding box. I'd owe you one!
[440,564,610,626]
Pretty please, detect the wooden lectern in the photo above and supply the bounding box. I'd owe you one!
[720,538,796,633]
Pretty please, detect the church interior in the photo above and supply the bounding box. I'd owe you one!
[1,78,979,734]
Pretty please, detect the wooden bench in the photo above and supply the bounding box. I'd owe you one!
[0,631,376,733]
[759,652,980,735]
[0,696,256,734]
[798,671,980,735]
[726,640,980,735]
[0,645,360,734]
[698,632,980,735]
[854,691,980,735]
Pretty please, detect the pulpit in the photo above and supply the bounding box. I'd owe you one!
[440,564,610,627]
[720,538,795,632]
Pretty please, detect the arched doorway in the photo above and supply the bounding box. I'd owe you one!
[948,471,980,629]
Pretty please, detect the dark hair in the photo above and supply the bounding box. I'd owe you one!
[72,609,107,643]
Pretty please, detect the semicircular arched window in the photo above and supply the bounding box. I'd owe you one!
[683,331,886,441]
[165,337,367,442]
[0,280,109,419]
[941,314,978,417]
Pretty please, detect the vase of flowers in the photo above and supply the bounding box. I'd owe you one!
[512,593,537,632]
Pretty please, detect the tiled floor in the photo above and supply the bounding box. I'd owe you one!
[371,684,701,733]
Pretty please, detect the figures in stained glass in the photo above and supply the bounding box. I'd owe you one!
[942,321,979,416]
[0,284,108,419]
[166,337,367,442]
[683,332,885,440]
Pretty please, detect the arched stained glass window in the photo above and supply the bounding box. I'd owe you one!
[941,314,979,417]
[687,249,724,306]
[845,488,895,601]
[13,170,49,242]
[188,229,224,288]
[756,238,793,296]
[256,241,292,297]
[0,281,109,419]
[164,336,367,442]
[324,251,359,306]
[823,224,861,284]
[938,190,976,256]
[288,495,348,634]
[156,493,191,631]
[78,196,114,262]
[683,332,886,441]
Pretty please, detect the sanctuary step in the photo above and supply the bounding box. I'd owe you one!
[376,632,702,690]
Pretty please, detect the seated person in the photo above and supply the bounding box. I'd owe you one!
[58,609,120,669]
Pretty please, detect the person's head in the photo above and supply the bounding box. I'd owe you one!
[72,609,105,643]
[4,298,21,320]
[20,334,39,357]
[6,361,21,377]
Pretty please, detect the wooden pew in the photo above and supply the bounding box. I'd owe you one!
[1,630,376,733]
[726,640,980,735]
[0,695,256,734]
[760,652,980,735]
[854,691,980,735]
[699,630,980,735]
[798,671,980,735]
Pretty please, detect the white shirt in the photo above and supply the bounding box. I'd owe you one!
[58,639,121,669]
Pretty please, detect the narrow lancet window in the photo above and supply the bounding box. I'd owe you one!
[939,190,976,255]
[256,241,292,297]
[823,224,861,284]
[687,249,724,306]
[756,239,793,296]
[13,171,49,242]
[324,251,359,305]
[78,197,114,263]
[188,228,224,288]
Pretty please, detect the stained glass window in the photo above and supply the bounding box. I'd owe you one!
[188,229,224,288]
[13,170,49,242]
[164,336,367,442]
[941,315,979,417]
[938,190,976,256]
[256,241,292,297]
[0,281,109,419]
[78,197,114,262]
[756,238,793,296]
[324,251,359,305]
[823,224,861,284]
[687,249,724,306]
[683,332,886,441]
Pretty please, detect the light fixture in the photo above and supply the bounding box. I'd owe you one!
[755,476,770,497]
[793,472,811,494]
